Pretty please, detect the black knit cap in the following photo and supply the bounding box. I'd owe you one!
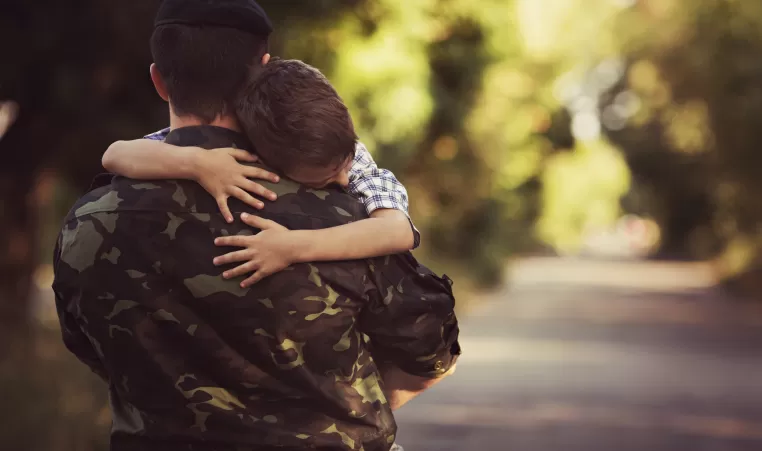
[154,0,273,36]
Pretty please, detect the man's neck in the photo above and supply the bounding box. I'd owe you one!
[168,108,242,133]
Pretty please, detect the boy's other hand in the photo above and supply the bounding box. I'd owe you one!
[193,148,280,223]
[213,213,295,287]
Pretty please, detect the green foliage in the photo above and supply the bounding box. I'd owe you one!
[539,140,631,253]
[602,0,762,290]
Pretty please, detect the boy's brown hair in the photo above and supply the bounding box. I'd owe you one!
[235,59,357,175]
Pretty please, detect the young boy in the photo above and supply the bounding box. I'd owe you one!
[102,69,420,289]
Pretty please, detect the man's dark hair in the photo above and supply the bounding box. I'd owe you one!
[236,59,357,174]
[150,25,268,123]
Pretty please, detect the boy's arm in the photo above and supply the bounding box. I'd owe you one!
[102,139,280,222]
[290,142,418,259]
[214,211,415,287]
[293,208,414,261]
[103,139,206,181]
[212,143,420,287]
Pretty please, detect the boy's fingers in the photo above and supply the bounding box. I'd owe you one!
[216,196,234,223]
[230,187,265,209]
[228,148,258,162]
[240,213,279,230]
[244,166,280,183]
[239,178,277,202]
[222,261,258,279]
[213,249,252,266]
[241,271,267,288]
[215,235,254,248]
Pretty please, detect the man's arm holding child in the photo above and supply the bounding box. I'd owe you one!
[379,363,457,410]
[360,252,461,410]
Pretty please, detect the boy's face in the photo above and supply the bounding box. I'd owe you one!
[285,156,352,189]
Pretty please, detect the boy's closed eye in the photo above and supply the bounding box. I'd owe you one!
[284,157,352,189]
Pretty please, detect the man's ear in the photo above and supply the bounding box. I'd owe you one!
[261,53,271,65]
[150,63,170,102]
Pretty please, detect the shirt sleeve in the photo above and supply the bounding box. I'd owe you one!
[144,128,170,141]
[88,128,170,190]
[348,142,421,248]
[360,253,461,378]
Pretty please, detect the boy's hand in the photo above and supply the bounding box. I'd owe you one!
[213,213,295,287]
[194,148,281,223]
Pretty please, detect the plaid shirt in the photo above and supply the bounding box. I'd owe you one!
[145,128,420,247]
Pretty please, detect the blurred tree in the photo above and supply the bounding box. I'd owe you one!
[0,0,162,354]
[600,0,762,293]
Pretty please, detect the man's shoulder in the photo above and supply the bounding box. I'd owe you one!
[66,177,214,222]
[71,169,367,228]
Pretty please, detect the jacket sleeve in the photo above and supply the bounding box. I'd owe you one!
[359,252,461,378]
[52,231,109,382]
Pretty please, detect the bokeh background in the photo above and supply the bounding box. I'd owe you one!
[3,0,762,450]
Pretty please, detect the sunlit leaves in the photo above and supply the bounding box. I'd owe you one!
[662,100,713,155]
[603,0,762,291]
[332,3,435,150]
[538,140,631,253]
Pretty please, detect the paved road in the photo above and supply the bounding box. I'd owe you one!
[394,257,762,451]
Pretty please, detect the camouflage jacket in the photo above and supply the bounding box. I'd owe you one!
[52,125,461,451]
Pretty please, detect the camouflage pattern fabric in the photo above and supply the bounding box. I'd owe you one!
[52,125,460,451]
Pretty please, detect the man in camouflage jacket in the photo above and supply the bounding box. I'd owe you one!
[52,2,460,450]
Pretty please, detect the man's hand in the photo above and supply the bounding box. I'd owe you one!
[213,213,295,287]
[193,148,280,223]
